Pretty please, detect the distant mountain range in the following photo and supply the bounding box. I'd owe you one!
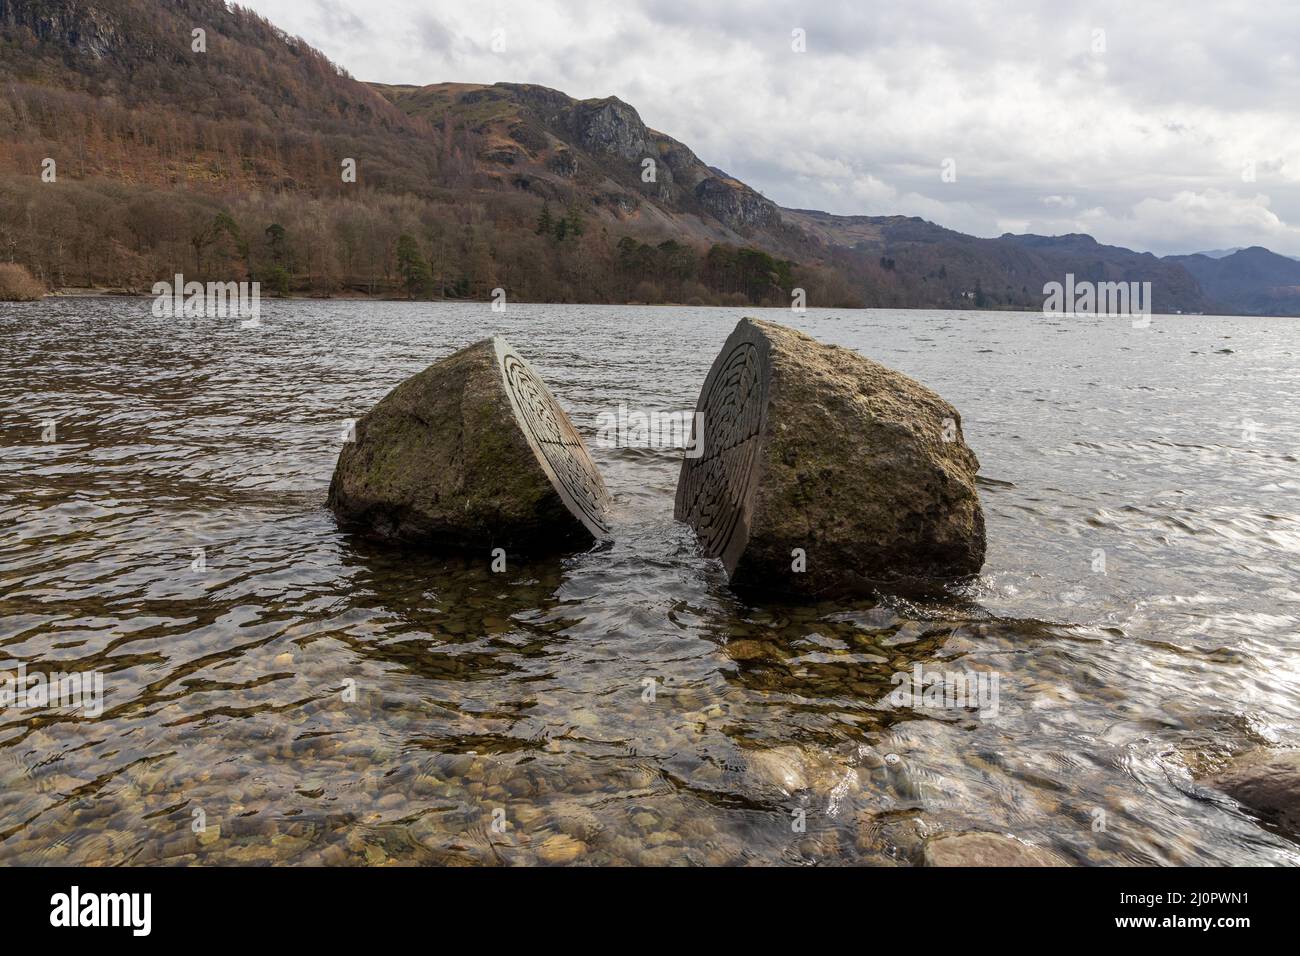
[1189,247,1297,261]
[0,0,1296,315]
[345,82,1300,315]
[1166,246,1300,315]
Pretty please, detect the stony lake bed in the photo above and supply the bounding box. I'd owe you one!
[1,298,1298,866]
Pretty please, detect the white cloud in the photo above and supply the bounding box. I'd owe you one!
[1086,190,1300,253]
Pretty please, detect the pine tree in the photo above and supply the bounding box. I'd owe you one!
[536,203,554,236]
[564,202,585,238]
[265,223,287,263]
[396,233,433,298]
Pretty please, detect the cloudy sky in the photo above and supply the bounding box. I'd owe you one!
[241,0,1300,257]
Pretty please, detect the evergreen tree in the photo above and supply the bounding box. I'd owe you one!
[396,233,433,298]
[265,223,287,263]
[564,202,585,238]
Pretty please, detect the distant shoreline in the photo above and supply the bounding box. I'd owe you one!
[32,288,1243,316]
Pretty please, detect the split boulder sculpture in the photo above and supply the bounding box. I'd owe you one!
[329,320,986,600]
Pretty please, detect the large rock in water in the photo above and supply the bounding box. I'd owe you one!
[675,318,985,598]
[1209,749,1300,843]
[328,336,611,552]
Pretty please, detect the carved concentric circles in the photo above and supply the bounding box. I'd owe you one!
[494,337,612,539]
[674,321,770,573]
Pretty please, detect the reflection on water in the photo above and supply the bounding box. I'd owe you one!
[1,298,1298,865]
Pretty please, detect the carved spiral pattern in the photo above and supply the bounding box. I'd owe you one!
[499,346,611,538]
[675,339,767,565]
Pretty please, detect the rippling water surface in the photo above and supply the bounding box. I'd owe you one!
[2,298,1298,866]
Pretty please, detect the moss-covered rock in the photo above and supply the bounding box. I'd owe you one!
[328,336,611,552]
[675,318,985,598]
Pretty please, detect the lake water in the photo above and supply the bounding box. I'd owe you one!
[1,298,1298,866]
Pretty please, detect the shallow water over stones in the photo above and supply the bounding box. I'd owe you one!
[1,299,1298,865]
